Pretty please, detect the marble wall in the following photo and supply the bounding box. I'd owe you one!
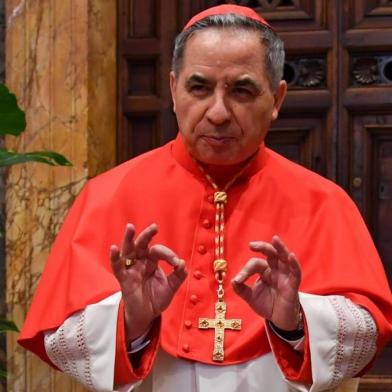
[5,0,116,390]
[0,1,6,391]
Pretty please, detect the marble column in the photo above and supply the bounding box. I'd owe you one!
[5,0,116,390]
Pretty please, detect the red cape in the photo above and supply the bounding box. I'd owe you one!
[19,135,392,367]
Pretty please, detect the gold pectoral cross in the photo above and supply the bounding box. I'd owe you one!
[198,301,242,362]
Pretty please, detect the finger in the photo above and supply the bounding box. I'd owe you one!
[231,279,253,303]
[249,241,279,269]
[272,235,290,263]
[134,223,158,258]
[150,244,187,291]
[233,257,269,284]
[121,223,136,257]
[167,258,187,292]
[288,252,302,283]
[149,244,180,268]
[110,244,127,283]
[261,267,273,286]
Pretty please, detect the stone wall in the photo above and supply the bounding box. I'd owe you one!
[0,1,6,391]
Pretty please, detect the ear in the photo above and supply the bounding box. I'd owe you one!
[271,80,287,121]
[170,71,177,113]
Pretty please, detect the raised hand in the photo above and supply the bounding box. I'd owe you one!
[232,235,302,331]
[110,223,187,342]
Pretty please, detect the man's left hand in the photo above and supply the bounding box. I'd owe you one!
[232,235,302,331]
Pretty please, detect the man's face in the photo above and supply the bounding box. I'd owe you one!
[170,28,287,165]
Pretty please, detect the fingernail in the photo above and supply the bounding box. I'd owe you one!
[233,274,242,283]
[173,257,184,269]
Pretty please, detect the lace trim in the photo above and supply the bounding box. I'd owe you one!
[329,297,377,387]
[77,312,94,388]
[330,297,348,385]
[44,311,94,390]
[351,305,377,375]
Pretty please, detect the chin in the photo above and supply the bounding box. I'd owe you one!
[197,154,240,166]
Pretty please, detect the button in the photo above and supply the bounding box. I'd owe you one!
[208,195,214,203]
[352,177,362,188]
[197,245,207,254]
[202,219,212,229]
[193,270,203,280]
[182,343,190,353]
[184,320,192,329]
[190,294,199,304]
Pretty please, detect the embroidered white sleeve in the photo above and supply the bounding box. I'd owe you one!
[328,296,377,385]
[270,293,378,392]
[44,291,138,392]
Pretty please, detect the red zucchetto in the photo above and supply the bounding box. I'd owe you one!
[183,4,272,31]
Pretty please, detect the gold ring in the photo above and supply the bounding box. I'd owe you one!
[120,254,136,269]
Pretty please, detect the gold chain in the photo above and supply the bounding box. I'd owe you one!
[196,160,253,285]
[196,159,254,362]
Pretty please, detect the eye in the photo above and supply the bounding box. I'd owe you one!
[189,84,210,96]
[231,87,254,101]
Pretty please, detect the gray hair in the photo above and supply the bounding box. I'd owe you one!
[171,13,285,92]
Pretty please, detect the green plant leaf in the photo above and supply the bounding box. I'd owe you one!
[0,365,6,380]
[0,84,26,136]
[0,149,72,167]
[0,319,19,333]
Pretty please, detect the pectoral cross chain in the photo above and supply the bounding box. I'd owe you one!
[198,300,241,362]
[193,164,252,362]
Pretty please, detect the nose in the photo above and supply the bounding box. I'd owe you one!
[206,92,231,125]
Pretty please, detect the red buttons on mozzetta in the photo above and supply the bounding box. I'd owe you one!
[197,245,207,254]
[190,294,199,304]
[202,219,212,229]
[207,195,214,204]
[193,270,203,279]
[182,344,190,353]
[184,320,192,329]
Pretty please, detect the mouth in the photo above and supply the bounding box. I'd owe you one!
[201,135,236,147]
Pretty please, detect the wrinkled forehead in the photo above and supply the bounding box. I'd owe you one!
[180,29,267,82]
[182,27,265,65]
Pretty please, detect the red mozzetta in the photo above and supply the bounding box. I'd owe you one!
[19,134,392,381]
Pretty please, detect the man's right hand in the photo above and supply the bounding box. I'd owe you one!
[110,223,187,343]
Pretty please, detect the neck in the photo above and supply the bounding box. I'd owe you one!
[198,156,254,188]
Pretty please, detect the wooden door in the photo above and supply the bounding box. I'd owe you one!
[117,1,392,389]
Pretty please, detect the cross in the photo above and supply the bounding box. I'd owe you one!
[198,300,242,362]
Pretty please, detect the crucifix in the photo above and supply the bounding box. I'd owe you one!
[199,300,242,362]
[194,166,251,362]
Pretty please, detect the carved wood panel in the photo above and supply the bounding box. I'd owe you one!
[117,0,178,162]
[117,0,392,389]
[349,119,392,286]
[340,1,392,388]
[267,116,326,175]
[346,0,392,29]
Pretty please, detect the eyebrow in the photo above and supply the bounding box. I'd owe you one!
[233,76,262,95]
[185,73,263,95]
[185,74,210,88]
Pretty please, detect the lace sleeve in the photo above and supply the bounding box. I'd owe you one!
[280,293,378,392]
[44,292,125,392]
[329,296,377,385]
[45,310,94,389]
